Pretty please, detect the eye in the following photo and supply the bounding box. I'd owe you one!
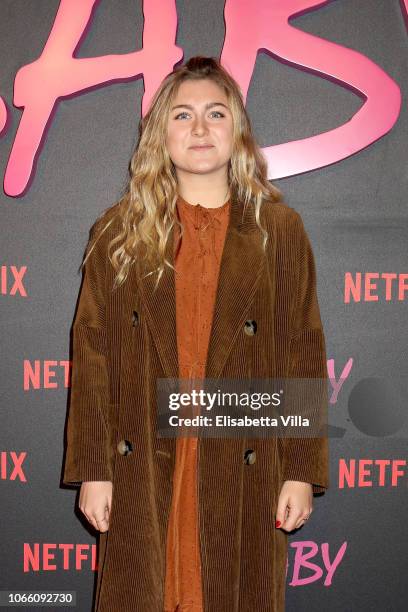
[174,111,190,120]
[173,110,226,120]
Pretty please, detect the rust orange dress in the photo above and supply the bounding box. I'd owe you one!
[163,194,231,612]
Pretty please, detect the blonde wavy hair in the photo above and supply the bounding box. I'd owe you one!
[82,56,283,292]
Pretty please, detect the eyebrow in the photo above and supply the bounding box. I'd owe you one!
[170,102,229,111]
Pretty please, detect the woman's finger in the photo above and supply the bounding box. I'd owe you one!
[94,513,109,533]
[294,512,311,529]
[83,510,99,531]
[281,507,303,532]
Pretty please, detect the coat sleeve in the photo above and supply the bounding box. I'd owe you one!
[281,211,329,494]
[62,221,112,486]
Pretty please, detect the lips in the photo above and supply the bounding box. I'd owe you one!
[189,145,214,150]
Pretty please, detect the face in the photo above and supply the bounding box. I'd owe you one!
[165,78,234,179]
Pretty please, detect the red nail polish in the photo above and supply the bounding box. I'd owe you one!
[275,520,281,528]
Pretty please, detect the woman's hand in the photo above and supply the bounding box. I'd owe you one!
[79,481,113,533]
[275,480,313,532]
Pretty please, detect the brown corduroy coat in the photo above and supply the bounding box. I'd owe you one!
[63,198,329,612]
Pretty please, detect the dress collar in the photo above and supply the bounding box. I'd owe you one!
[176,194,230,214]
[175,193,260,234]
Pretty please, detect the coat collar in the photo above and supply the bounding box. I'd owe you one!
[135,197,266,380]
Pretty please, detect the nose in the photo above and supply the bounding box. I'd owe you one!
[192,116,208,136]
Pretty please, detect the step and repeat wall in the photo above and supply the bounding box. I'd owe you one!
[1,1,407,610]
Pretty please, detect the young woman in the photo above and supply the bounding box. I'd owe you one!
[63,56,329,612]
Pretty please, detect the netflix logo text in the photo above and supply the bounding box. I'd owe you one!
[23,543,98,572]
[1,451,27,482]
[1,265,27,296]
[338,458,406,488]
[23,360,72,390]
[344,273,408,303]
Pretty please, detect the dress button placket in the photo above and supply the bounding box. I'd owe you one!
[164,195,231,612]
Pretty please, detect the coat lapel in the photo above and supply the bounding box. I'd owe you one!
[136,197,266,380]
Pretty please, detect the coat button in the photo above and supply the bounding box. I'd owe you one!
[244,320,257,336]
[132,310,139,326]
[244,449,256,465]
[117,439,133,456]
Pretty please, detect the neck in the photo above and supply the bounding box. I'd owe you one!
[176,170,230,209]
[177,186,230,209]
